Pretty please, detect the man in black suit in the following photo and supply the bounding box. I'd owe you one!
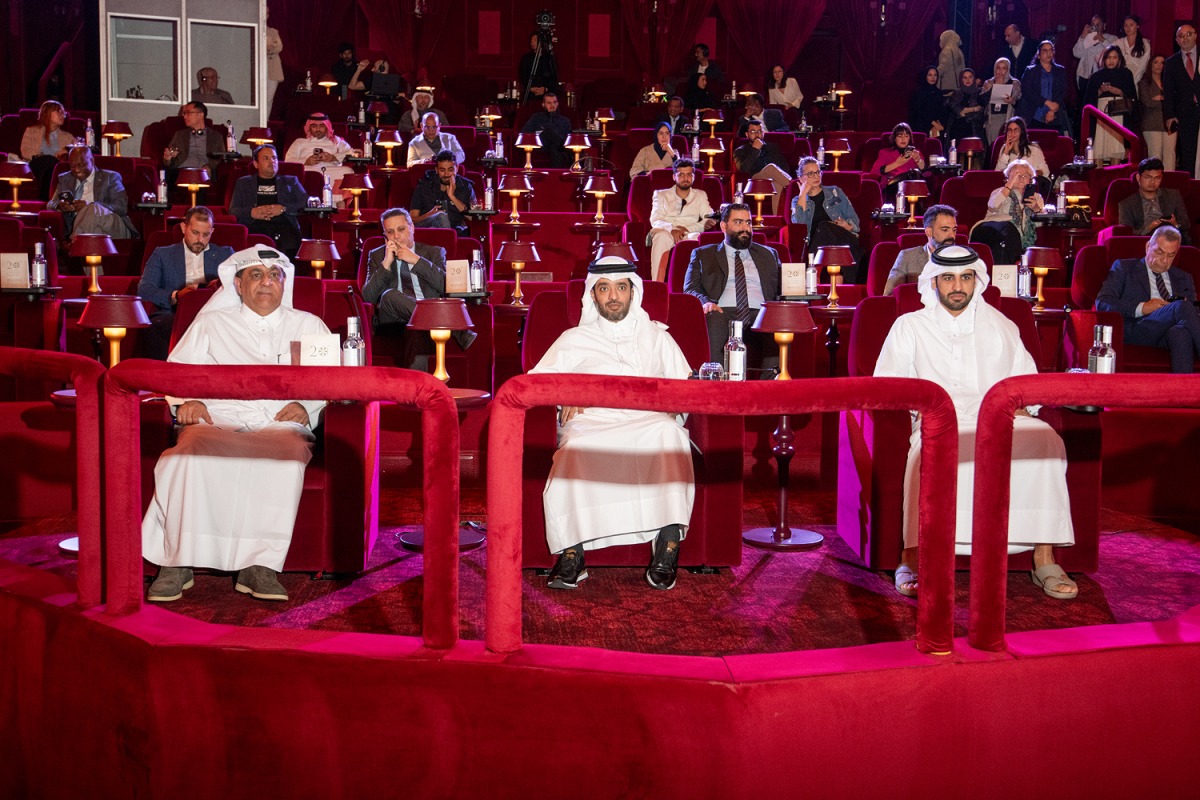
[733,120,792,214]
[362,207,476,360]
[1163,23,1200,177]
[163,102,224,174]
[736,94,789,135]
[684,203,781,364]
[998,24,1037,76]
[1117,157,1192,243]
[228,144,307,257]
[1095,225,1200,372]
[657,96,689,134]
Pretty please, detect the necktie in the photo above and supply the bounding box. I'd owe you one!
[1155,271,1170,301]
[733,250,753,324]
[399,261,416,296]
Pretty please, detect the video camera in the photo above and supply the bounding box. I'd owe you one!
[535,10,557,52]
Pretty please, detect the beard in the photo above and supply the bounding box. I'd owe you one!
[938,288,972,312]
[726,230,752,249]
[597,299,630,322]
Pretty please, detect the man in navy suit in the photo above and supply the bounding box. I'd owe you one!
[1163,23,1200,177]
[137,206,235,359]
[736,94,789,135]
[1095,225,1200,372]
[228,144,307,257]
[47,147,136,242]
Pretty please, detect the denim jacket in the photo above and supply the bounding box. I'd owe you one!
[790,186,860,235]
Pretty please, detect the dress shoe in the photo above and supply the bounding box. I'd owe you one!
[147,567,194,602]
[547,548,587,590]
[234,565,288,601]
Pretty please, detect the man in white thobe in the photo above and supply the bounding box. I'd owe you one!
[283,113,355,190]
[530,257,695,590]
[142,247,330,603]
[647,158,715,283]
[874,244,1077,599]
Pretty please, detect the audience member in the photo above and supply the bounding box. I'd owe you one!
[981,57,1022,146]
[47,147,136,244]
[405,112,466,167]
[909,66,947,139]
[946,68,985,142]
[870,122,927,202]
[19,100,74,198]
[137,206,234,360]
[1082,45,1137,164]
[972,158,1043,264]
[163,102,223,173]
[998,24,1037,75]
[518,33,558,100]
[331,43,369,91]
[937,30,966,91]
[409,151,475,234]
[1117,157,1192,243]
[1096,226,1200,373]
[1116,15,1151,85]
[1072,14,1118,95]
[647,158,715,282]
[993,117,1050,186]
[1139,56,1175,171]
[192,67,235,105]
[736,94,788,136]
[265,19,284,109]
[1163,24,1200,177]
[875,244,1077,599]
[684,73,719,112]
[685,203,782,364]
[142,248,329,603]
[686,44,726,98]
[630,122,679,177]
[398,91,449,134]
[884,204,959,295]
[529,257,694,591]
[228,145,306,257]
[520,92,572,168]
[1018,41,1069,134]
[657,95,689,134]
[790,156,863,276]
[766,65,803,108]
[283,113,355,187]
[733,121,791,213]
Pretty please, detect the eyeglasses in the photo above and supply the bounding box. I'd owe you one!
[801,170,821,178]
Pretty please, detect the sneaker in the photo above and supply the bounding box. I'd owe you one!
[645,538,680,590]
[147,567,194,602]
[234,565,288,601]
[547,548,588,590]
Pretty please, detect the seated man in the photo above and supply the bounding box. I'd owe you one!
[684,203,782,364]
[735,93,788,135]
[362,207,476,359]
[647,158,715,282]
[1096,225,1200,373]
[283,113,355,187]
[883,204,959,295]
[47,146,136,243]
[875,244,1076,599]
[1117,157,1192,244]
[192,67,235,105]
[409,151,475,234]
[790,156,863,280]
[398,91,449,134]
[405,112,466,168]
[142,248,330,602]
[229,144,307,257]
[520,91,572,168]
[732,120,791,213]
[529,256,695,590]
[163,101,223,175]
[657,95,689,134]
[137,206,234,360]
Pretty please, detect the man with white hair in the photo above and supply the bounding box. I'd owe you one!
[530,257,695,591]
[142,247,330,603]
[874,244,1077,599]
[284,112,355,185]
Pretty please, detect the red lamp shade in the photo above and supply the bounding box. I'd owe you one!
[374,129,402,147]
[481,106,503,121]
[1062,181,1090,202]
[743,178,776,199]
[958,137,985,154]
[812,245,855,269]
[495,240,541,264]
[595,108,616,123]
[499,174,533,194]
[317,74,338,88]
[825,138,851,155]
[77,294,151,330]
[565,133,592,151]
[583,175,618,196]
[751,300,816,334]
[1021,246,1064,269]
[296,239,341,263]
[69,234,118,258]
[698,137,725,154]
[340,173,374,192]
[367,101,389,115]
[898,180,929,200]
[833,82,853,96]
[101,121,132,138]
[515,132,543,150]
[408,298,474,332]
[240,127,274,145]
[594,242,638,263]
[176,167,211,187]
[700,108,724,124]
[0,162,34,182]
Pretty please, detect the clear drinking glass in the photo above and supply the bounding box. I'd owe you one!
[698,362,725,380]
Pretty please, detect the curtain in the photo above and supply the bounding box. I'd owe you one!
[829,0,942,87]
[714,0,826,86]
[621,0,716,84]
[272,0,358,79]
[355,0,452,84]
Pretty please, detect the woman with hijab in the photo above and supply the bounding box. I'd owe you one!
[629,123,679,177]
[1083,45,1137,163]
[766,65,803,108]
[1116,15,1151,85]
[937,30,966,91]
[947,68,986,141]
[1018,40,1069,134]
[1139,55,1175,170]
[981,57,1023,146]
[684,73,719,114]
[909,66,947,139]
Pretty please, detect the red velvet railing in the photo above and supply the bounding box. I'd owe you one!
[0,347,105,607]
[1079,104,1146,165]
[102,361,462,649]
[487,374,960,655]
[971,373,1200,651]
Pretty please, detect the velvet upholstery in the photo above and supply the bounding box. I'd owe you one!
[487,212,630,281]
[1071,237,1200,311]
[939,171,1006,229]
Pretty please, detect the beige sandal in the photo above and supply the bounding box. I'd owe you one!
[1031,563,1078,600]
[894,564,918,598]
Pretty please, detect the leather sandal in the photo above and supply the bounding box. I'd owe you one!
[1031,563,1078,600]
[894,564,918,598]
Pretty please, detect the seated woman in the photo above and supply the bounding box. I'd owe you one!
[1082,45,1137,164]
[766,65,803,108]
[684,73,719,114]
[909,66,947,140]
[1018,40,1069,135]
[19,100,75,200]
[993,116,1051,195]
[946,68,986,142]
[971,159,1044,264]
[869,122,926,202]
[791,155,863,281]
[629,122,679,178]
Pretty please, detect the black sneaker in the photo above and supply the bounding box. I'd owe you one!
[645,538,680,590]
[547,548,587,590]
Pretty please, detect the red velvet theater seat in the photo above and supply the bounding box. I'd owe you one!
[517,280,745,569]
[837,292,1100,572]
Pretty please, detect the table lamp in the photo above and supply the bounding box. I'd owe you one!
[77,293,151,367]
[825,138,851,171]
[296,239,341,280]
[70,234,117,294]
[416,85,436,94]
[240,127,274,146]
[738,84,756,98]
[594,242,638,265]
[584,175,618,224]
[499,173,532,223]
[699,136,725,172]
[898,179,929,228]
[495,239,540,305]
[0,161,33,211]
[743,178,776,225]
[374,129,403,169]
[408,298,474,382]
[367,101,389,127]
[833,82,853,111]
[339,172,374,221]
[958,137,985,170]
[176,167,211,207]
[1021,246,1063,311]
[480,105,503,130]
[595,108,616,138]
[647,85,667,102]
[515,132,542,171]
[745,300,822,549]
[1063,180,1090,208]
[101,121,132,157]
[317,74,338,94]
[814,245,855,308]
[701,108,723,136]
[565,133,592,172]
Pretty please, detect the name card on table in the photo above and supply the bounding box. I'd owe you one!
[992,265,1017,297]
[0,253,29,289]
[780,262,806,296]
[445,259,470,293]
[298,334,342,366]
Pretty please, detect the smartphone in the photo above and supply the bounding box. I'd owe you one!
[1169,120,1180,134]
[1022,183,1036,201]
[313,147,324,156]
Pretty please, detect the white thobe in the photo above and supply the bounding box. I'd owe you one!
[284,135,355,182]
[141,303,330,571]
[530,312,695,553]
[647,186,712,282]
[874,300,1074,554]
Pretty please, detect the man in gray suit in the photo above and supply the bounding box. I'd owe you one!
[362,207,476,361]
[1095,225,1200,372]
[684,203,782,364]
[47,147,136,242]
[1117,158,1192,244]
[884,204,959,295]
